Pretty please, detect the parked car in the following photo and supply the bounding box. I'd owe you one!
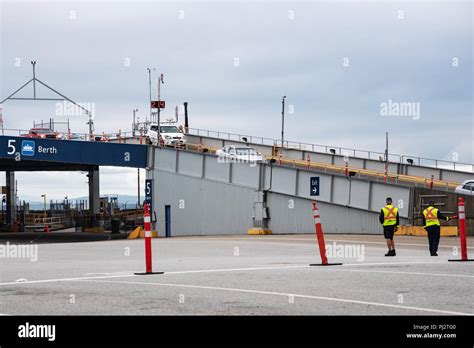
[147,124,186,146]
[455,180,474,196]
[21,128,61,139]
[215,145,265,163]
[61,133,86,141]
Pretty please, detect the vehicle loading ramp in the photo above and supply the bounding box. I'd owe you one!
[147,146,429,236]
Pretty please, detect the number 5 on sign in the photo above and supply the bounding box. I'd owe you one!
[145,179,153,215]
[7,139,16,155]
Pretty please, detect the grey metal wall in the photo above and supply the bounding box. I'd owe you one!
[187,134,474,183]
[267,192,408,235]
[153,170,255,236]
[148,147,413,236]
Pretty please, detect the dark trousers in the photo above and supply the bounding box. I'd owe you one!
[425,225,440,254]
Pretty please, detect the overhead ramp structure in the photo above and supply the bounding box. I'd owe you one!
[149,147,411,236]
[147,129,472,237]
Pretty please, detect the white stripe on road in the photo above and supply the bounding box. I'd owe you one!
[302,267,474,279]
[0,265,310,286]
[148,236,473,249]
[77,278,473,316]
[0,260,464,286]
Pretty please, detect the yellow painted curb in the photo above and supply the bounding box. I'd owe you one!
[247,228,272,235]
[395,226,458,237]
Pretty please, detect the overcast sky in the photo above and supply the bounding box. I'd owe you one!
[0,0,472,201]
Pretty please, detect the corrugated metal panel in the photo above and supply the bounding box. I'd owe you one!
[267,193,408,235]
[150,148,412,236]
[204,156,230,183]
[231,163,260,188]
[154,170,254,236]
[154,147,176,172]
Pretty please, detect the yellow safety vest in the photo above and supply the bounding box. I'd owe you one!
[423,206,440,227]
[382,205,398,226]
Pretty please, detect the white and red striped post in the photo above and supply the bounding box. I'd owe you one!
[135,203,164,275]
[449,197,473,262]
[309,201,342,266]
[307,154,311,170]
[344,162,349,177]
[429,175,434,189]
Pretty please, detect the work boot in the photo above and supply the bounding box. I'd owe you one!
[385,250,395,257]
[431,252,438,256]
[391,249,396,256]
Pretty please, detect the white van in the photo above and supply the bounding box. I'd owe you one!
[147,123,186,146]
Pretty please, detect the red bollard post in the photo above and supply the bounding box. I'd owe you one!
[344,163,349,177]
[449,197,474,262]
[430,175,434,189]
[135,203,164,275]
[139,129,143,145]
[309,201,342,266]
[307,154,311,170]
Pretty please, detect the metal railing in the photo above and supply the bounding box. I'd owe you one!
[0,128,136,143]
[24,215,66,232]
[187,127,474,173]
[182,142,460,191]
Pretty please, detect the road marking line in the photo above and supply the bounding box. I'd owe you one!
[143,236,472,249]
[326,238,474,249]
[342,261,446,267]
[83,272,134,276]
[0,265,310,286]
[0,273,139,286]
[0,261,462,286]
[302,268,474,279]
[77,278,473,316]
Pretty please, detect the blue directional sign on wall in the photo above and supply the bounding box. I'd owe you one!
[310,177,320,196]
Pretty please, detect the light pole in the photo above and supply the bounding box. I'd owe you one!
[41,193,47,231]
[137,168,141,208]
[146,68,155,123]
[157,73,164,145]
[281,95,286,155]
[384,132,389,183]
[132,108,138,137]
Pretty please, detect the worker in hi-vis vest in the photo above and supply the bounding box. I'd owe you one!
[422,200,450,256]
[379,197,399,256]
